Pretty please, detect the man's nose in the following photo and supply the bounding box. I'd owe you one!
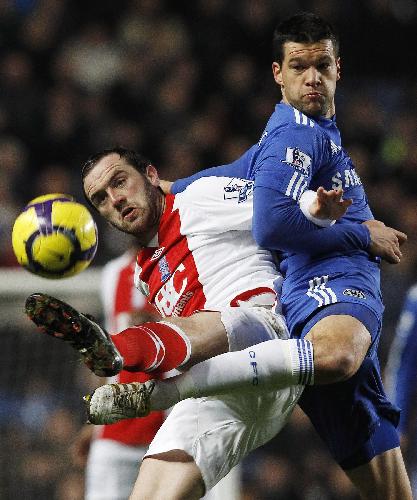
[305,67,321,85]
[108,189,124,206]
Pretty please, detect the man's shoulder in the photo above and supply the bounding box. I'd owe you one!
[176,175,253,202]
[172,176,254,232]
[256,105,328,163]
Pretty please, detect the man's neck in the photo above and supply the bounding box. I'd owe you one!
[280,99,336,119]
[144,192,166,247]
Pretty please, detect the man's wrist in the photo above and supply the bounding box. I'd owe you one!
[299,190,335,228]
[360,222,372,248]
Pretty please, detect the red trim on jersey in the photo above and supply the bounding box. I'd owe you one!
[230,287,276,307]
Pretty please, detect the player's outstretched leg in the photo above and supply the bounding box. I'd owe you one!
[84,381,155,424]
[25,292,124,377]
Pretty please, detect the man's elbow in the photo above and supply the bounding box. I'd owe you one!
[253,223,291,250]
[253,223,273,248]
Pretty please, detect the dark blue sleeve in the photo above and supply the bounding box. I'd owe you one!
[171,146,255,194]
[253,185,370,255]
[253,125,326,200]
[388,288,417,435]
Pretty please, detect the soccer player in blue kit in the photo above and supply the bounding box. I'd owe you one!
[386,284,417,496]
[167,12,411,500]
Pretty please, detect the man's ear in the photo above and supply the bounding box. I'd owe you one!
[336,57,341,81]
[145,164,160,186]
[272,62,283,86]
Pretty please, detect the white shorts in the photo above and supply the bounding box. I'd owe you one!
[145,387,301,491]
[85,439,146,500]
[145,307,303,491]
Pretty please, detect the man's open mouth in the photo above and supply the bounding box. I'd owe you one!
[122,207,136,219]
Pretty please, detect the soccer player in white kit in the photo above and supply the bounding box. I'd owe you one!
[73,245,241,500]
[26,147,339,499]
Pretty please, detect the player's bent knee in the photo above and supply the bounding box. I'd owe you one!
[307,314,371,383]
[329,350,361,381]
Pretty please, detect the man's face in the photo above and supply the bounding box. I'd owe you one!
[272,39,340,118]
[84,153,163,244]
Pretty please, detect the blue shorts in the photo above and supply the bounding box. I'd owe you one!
[281,271,400,468]
[282,268,385,351]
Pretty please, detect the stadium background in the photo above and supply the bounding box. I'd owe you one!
[0,0,416,498]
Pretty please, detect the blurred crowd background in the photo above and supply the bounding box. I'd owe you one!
[0,0,416,498]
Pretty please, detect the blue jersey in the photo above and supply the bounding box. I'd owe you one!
[386,285,417,436]
[172,102,398,465]
[173,102,376,280]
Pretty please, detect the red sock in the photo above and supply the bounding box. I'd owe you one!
[111,321,191,373]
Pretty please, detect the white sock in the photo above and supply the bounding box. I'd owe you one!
[149,380,181,411]
[149,338,313,409]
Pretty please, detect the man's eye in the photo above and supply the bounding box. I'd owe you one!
[318,63,331,70]
[292,64,308,72]
[94,194,106,207]
[114,178,126,187]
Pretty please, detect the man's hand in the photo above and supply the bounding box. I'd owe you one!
[309,187,352,220]
[363,220,407,264]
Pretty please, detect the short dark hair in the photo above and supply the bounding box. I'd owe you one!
[272,12,339,64]
[81,147,152,208]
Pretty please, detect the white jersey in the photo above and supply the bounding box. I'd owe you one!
[135,176,281,317]
[133,176,304,493]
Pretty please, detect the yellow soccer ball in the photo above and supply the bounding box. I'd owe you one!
[12,193,98,279]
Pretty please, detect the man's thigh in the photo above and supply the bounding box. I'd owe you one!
[165,306,288,367]
[132,454,242,500]
[132,452,205,500]
[164,311,228,365]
